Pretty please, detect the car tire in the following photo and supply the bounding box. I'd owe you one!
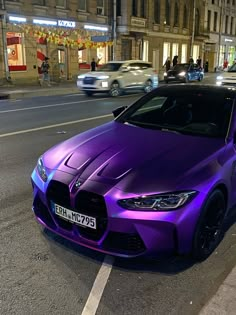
[198,75,203,81]
[184,75,189,83]
[109,81,121,97]
[85,91,93,97]
[192,189,226,261]
[144,80,153,93]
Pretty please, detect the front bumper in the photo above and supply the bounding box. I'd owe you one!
[31,170,203,258]
[77,79,110,92]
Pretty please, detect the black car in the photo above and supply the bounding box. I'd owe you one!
[164,63,204,83]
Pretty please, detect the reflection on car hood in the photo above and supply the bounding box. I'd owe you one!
[84,71,115,77]
[43,121,225,193]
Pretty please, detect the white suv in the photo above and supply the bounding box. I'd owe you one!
[77,60,158,97]
[216,63,236,86]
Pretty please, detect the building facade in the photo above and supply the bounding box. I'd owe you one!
[0,0,112,84]
[1,0,236,85]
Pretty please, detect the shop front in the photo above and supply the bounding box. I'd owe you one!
[3,15,112,84]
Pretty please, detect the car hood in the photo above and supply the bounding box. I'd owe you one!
[84,71,116,77]
[43,121,226,194]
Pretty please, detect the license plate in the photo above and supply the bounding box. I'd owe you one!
[168,76,175,79]
[52,202,96,229]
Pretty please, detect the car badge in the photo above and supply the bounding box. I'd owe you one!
[75,180,82,189]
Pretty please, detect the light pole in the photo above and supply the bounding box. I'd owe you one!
[217,0,225,68]
[112,0,117,61]
[1,0,11,81]
[190,0,196,57]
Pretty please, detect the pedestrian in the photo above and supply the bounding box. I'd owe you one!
[196,56,201,67]
[40,57,51,87]
[172,55,178,67]
[189,56,194,64]
[91,58,96,71]
[163,57,171,71]
[204,60,209,72]
[223,59,228,70]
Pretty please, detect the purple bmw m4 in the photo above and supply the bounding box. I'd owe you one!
[31,84,236,260]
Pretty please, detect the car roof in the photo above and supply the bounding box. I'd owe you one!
[155,84,236,97]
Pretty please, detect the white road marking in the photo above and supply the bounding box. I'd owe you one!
[0,98,108,114]
[0,113,112,138]
[63,94,84,97]
[81,255,114,315]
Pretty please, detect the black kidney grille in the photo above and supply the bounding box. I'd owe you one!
[46,180,73,231]
[74,190,108,241]
[33,195,56,229]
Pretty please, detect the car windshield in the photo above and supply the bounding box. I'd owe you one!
[99,63,123,72]
[173,64,189,71]
[228,64,236,72]
[117,90,233,138]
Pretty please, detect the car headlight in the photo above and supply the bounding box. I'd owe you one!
[216,75,223,80]
[118,191,197,211]
[77,75,85,79]
[97,75,110,80]
[37,157,48,182]
[179,71,186,76]
[164,72,167,76]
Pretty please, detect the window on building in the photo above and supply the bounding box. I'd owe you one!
[97,0,104,15]
[97,46,108,64]
[78,49,87,64]
[214,12,217,31]
[32,0,46,5]
[195,8,200,35]
[172,43,179,60]
[163,42,170,65]
[230,16,234,34]
[142,40,149,61]
[207,10,211,31]
[227,0,230,3]
[116,0,121,16]
[7,32,26,71]
[132,0,138,16]
[225,15,228,33]
[233,0,235,5]
[212,0,214,3]
[154,0,160,24]
[165,0,170,25]
[78,0,86,11]
[183,5,188,28]
[174,2,179,27]
[56,0,66,7]
[181,44,187,63]
[140,0,146,18]
[121,39,132,60]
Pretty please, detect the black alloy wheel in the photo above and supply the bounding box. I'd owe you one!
[192,189,226,261]
[144,80,153,93]
[109,81,121,97]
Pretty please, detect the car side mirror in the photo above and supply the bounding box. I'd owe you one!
[112,106,128,118]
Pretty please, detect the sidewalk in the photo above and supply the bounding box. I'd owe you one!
[0,81,80,100]
[199,265,236,315]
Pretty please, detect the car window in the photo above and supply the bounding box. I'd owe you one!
[128,63,141,70]
[117,91,233,138]
[173,64,189,71]
[99,63,123,71]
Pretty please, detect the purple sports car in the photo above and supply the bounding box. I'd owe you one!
[31,85,236,260]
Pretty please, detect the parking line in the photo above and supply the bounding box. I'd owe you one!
[81,255,114,315]
[0,113,113,138]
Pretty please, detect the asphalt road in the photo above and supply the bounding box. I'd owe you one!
[1,86,236,315]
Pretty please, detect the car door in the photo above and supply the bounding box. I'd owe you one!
[121,62,140,88]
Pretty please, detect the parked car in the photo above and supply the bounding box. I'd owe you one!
[164,63,204,83]
[77,60,158,97]
[216,63,236,86]
[32,84,235,261]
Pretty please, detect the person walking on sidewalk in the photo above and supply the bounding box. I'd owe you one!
[40,57,51,87]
